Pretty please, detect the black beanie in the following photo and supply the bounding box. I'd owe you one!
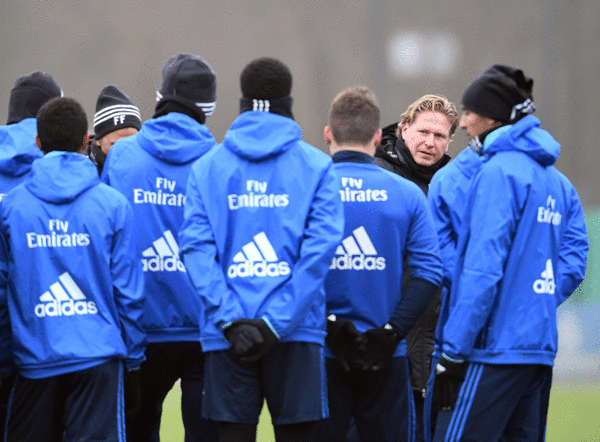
[7,71,62,124]
[240,57,292,100]
[461,65,535,123]
[93,85,142,140]
[156,54,217,117]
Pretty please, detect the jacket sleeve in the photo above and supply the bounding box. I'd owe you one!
[428,175,456,288]
[260,161,344,338]
[0,223,14,376]
[387,192,442,335]
[111,201,147,370]
[441,164,518,359]
[179,169,246,330]
[556,182,589,305]
[406,190,443,286]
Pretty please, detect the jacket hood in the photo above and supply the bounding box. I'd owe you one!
[0,119,43,177]
[25,153,100,204]
[483,115,560,166]
[137,112,216,165]
[222,111,301,161]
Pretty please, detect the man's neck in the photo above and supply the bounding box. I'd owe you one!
[330,143,374,157]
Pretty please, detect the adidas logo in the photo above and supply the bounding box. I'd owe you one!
[329,226,386,271]
[35,272,98,317]
[227,232,290,278]
[141,230,185,272]
[533,259,555,294]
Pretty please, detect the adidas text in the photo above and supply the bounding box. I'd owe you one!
[330,254,385,271]
[141,230,185,272]
[228,261,290,278]
[533,259,555,295]
[35,299,98,317]
[142,255,185,272]
[227,231,290,278]
[330,226,386,270]
[35,272,98,317]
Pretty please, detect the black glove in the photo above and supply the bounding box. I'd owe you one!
[124,369,142,419]
[360,324,402,372]
[224,318,278,362]
[325,315,366,372]
[432,355,467,410]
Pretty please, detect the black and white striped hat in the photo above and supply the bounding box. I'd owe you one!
[156,54,217,117]
[93,85,142,140]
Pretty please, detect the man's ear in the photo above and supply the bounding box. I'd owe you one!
[35,135,43,153]
[324,126,333,145]
[79,132,90,154]
[373,128,382,148]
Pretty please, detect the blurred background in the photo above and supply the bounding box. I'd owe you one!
[1,0,598,434]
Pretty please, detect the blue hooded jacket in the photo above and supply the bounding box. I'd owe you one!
[325,152,442,358]
[0,118,43,375]
[428,145,484,289]
[179,111,344,351]
[102,112,217,343]
[0,153,145,378]
[0,119,43,201]
[440,115,588,366]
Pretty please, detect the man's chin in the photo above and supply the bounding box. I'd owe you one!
[415,154,435,167]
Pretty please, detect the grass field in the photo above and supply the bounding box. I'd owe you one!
[158,381,600,441]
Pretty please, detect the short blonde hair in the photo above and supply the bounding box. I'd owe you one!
[397,94,459,138]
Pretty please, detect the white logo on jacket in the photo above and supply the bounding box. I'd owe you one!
[228,180,289,210]
[329,226,386,271]
[533,259,555,295]
[26,219,90,248]
[339,177,388,202]
[35,272,98,317]
[141,230,185,272]
[537,195,562,225]
[134,177,185,207]
[227,232,290,278]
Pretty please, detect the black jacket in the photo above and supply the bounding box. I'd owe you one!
[374,122,450,192]
[374,122,449,396]
[83,135,106,177]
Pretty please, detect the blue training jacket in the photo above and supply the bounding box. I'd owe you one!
[0,119,43,201]
[441,115,588,366]
[102,112,217,343]
[0,153,146,378]
[428,145,484,289]
[0,118,43,375]
[179,111,344,351]
[325,152,442,357]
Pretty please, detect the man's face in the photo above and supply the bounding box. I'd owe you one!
[96,127,139,155]
[401,111,452,167]
[459,109,500,141]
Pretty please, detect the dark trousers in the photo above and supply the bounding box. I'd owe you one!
[315,356,416,442]
[126,341,218,442]
[431,363,552,442]
[0,371,16,439]
[5,359,123,442]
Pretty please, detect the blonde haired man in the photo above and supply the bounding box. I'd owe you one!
[373,94,458,441]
